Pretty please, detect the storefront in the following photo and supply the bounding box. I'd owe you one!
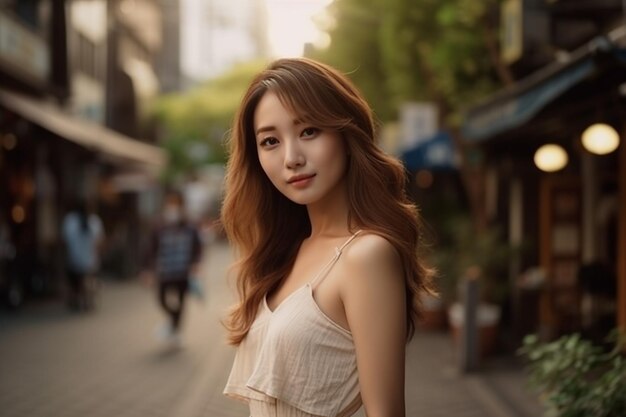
[462,32,626,341]
[0,89,166,302]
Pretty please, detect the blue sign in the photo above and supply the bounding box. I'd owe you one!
[400,131,457,171]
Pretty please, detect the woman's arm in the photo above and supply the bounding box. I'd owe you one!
[341,234,407,417]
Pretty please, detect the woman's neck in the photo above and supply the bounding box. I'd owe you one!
[305,180,352,238]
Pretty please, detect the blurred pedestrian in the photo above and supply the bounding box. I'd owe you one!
[221,58,434,417]
[141,189,203,347]
[61,199,105,311]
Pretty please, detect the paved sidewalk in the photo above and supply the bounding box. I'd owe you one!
[0,242,246,417]
[0,241,544,417]
[404,331,544,417]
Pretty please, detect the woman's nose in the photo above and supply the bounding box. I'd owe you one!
[284,141,305,169]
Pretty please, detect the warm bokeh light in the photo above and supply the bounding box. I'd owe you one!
[11,204,25,223]
[581,123,620,155]
[265,0,332,57]
[415,169,434,188]
[534,144,568,172]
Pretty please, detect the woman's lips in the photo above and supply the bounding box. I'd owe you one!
[288,174,316,188]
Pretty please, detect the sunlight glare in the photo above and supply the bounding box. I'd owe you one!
[265,0,333,57]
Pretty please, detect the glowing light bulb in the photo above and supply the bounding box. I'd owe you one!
[534,144,568,172]
[581,123,620,155]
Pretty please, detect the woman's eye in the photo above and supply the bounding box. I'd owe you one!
[301,127,320,138]
[259,137,278,147]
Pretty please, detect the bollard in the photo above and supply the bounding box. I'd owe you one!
[460,270,480,373]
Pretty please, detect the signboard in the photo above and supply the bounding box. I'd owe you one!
[399,102,438,151]
[501,0,523,64]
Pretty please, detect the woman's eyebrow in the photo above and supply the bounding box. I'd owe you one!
[255,119,305,135]
[255,125,276,135]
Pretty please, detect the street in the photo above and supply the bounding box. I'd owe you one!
[0,241,542,417]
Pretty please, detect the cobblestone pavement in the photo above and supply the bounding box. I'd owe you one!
[0,241,543,417]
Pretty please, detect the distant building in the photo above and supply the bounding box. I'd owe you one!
[462,0,626,343]
[157,0,182,93]
[0,0,168,305]
[180,0,269,84]
[106,0,162,138]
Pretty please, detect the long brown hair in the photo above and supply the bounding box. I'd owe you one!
[221,57,433,345]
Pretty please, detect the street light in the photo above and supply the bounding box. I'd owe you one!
[534,144,568,172]
[581,123,620,155]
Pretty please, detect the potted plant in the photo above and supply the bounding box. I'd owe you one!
[433,214,514,356]
[519,330,626,417]
[417,289,447,331]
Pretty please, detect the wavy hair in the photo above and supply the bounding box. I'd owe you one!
[221,57,433,345]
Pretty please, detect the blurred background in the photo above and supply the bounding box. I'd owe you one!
[0,1,625,417]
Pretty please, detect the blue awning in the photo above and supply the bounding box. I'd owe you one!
[401,131,458,171]
[462,39,626,143]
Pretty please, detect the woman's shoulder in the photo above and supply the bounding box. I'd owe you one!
[337,230,405,311]
[339,231,402,284]
[344,231,399,264]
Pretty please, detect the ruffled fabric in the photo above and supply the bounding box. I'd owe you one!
[223,286,361,417]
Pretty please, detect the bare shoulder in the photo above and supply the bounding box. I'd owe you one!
[343,232,401,270]
[339,232,407,353]
[339,232,404,292]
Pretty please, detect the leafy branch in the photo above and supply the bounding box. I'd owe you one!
[518,331,626,417]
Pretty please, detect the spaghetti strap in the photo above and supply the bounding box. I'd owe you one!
[337,229,362,253]
[309,230,362,288]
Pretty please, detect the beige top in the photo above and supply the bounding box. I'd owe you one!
[224,231,363,417]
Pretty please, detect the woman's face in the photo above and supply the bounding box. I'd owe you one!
[253,91,348,206]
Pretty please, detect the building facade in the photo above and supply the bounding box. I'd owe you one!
[180,0,268,84]
[0,0,168,307]
[462,0,626,343]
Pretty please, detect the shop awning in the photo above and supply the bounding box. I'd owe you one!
[0,89,167,172]
[462,35,626,143]
[401,131,458,171]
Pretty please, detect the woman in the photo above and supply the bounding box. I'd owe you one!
[222,58,433,417]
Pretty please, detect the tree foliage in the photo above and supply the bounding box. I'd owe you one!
[150,60,267,182]
[520,332,626,417]
[309,0,505,124]
[308,0,393,120]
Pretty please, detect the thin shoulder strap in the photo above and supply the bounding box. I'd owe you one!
[337,230,362,253]
[309,230,362,288]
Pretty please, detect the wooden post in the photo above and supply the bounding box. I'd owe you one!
[539,177,555,339]
[618,124,626,335]
[460,276,480,373]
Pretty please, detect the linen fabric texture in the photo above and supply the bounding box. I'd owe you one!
[224,231,363,417]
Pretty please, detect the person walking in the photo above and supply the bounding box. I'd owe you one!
[142,189,203,346]
[61,199,105,311]
[221,58,434,417]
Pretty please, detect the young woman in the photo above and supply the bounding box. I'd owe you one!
[221,58,433,417]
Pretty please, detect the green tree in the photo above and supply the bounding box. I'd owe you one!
[151,60,267,183]
[307,0,394,121]
[311,0,510,124]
